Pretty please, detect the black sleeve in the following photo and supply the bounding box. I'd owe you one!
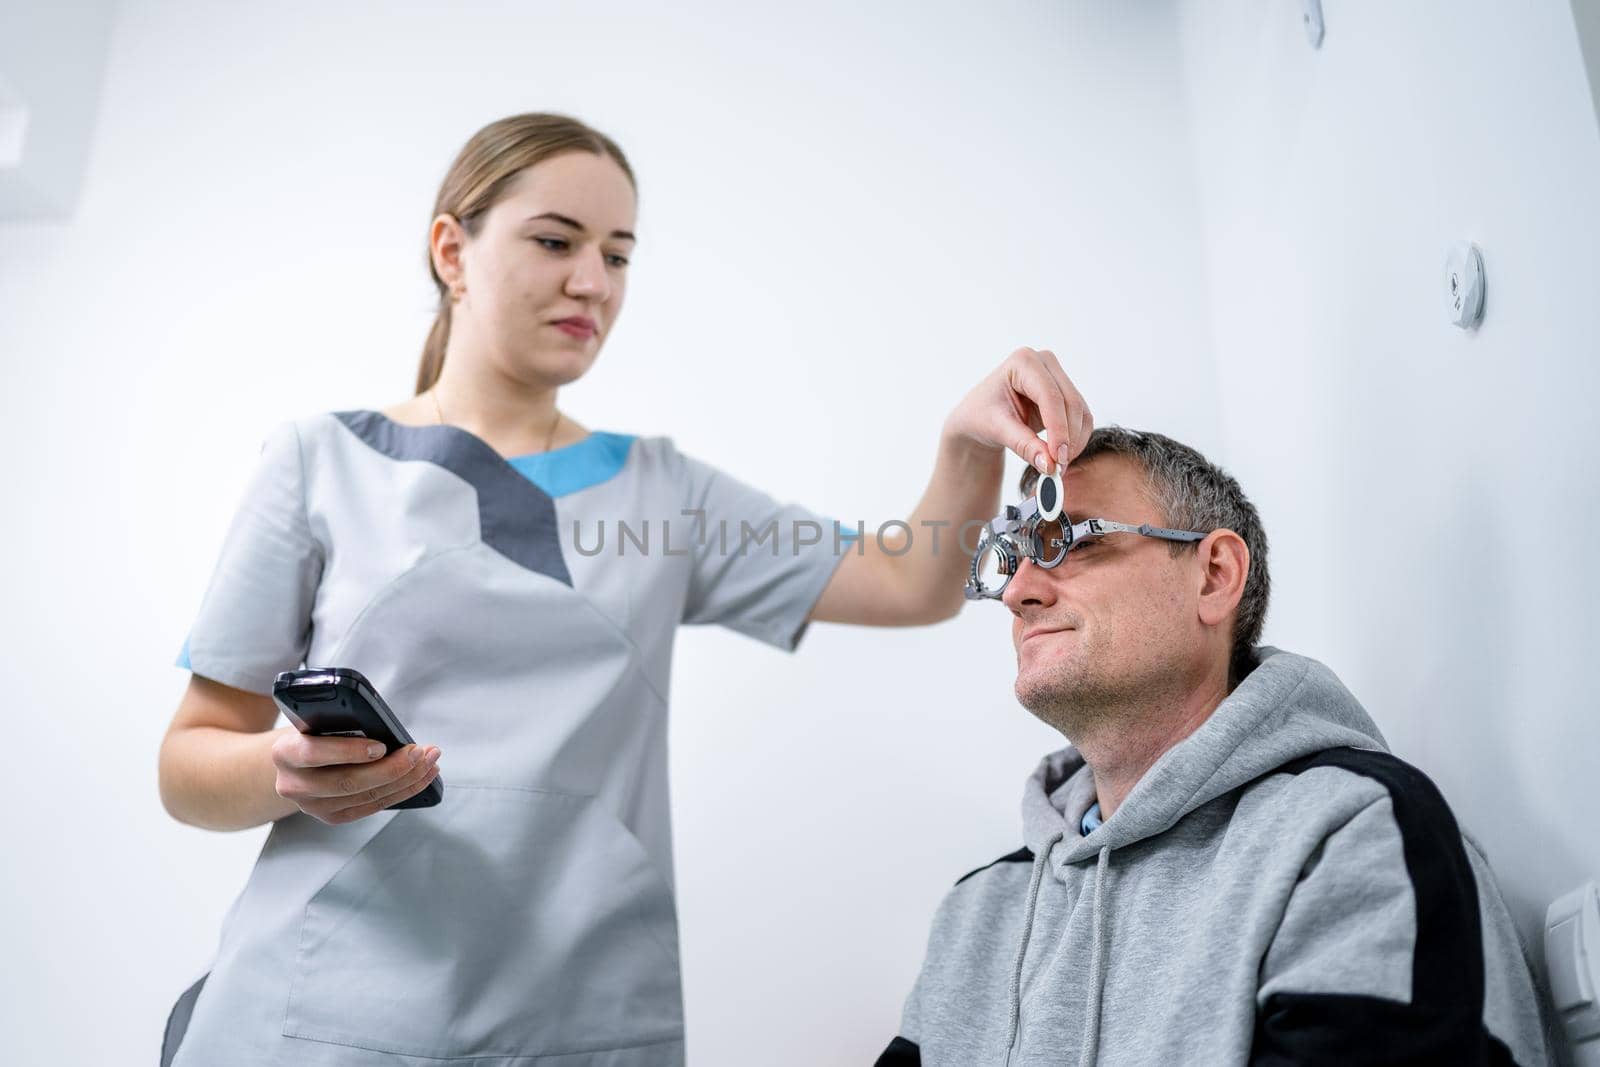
[874,1035,921,1065]
[1249,749,1523,1067]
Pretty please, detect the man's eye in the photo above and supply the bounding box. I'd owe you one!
[605,253,630,268]
[535,237,569,251]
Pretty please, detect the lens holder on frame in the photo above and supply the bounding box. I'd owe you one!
[1030,516,1069,569]
[967,527,1020,600]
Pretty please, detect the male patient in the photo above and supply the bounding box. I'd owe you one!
[878,428,1550,1066]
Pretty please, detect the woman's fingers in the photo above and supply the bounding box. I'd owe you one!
[995,410,1055,474]
[274,742,442,825]
[322,752,441,824]
[1033,348,1093,465]
[1002,348,1074,469]
[941,344,1092,471]
[272,730,387,770]
[291,744,432,800]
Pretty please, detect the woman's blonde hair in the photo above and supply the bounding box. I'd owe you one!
[416,113,636,394]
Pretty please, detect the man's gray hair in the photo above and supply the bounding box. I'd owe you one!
[1021,427,1270,683]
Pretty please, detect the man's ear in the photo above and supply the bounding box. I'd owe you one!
[1195,528,1249,628]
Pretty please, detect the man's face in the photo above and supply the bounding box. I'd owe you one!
[1002,454,1207,732]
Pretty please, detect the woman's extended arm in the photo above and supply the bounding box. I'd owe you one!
[809,347,1091,625]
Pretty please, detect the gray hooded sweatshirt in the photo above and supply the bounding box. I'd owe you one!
[879,648,1552,1066]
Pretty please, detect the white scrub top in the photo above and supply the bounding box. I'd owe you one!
[170,410,847,1066]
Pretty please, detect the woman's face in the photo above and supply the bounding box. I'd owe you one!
[438,151,637,388]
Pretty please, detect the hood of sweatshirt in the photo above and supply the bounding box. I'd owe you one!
[1022,646,1388,873]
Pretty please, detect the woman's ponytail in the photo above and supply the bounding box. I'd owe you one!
[416,299,450,394]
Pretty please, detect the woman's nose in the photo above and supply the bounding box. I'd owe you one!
[565,247,611,300]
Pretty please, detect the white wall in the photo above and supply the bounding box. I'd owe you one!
[13,1,1594,1062]
[1173,0,1600,967]
[0,2,1214,1063]
[0,0,117,217]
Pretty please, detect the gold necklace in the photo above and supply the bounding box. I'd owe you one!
[430,388,563,454]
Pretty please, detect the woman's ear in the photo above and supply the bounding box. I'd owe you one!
[1196,528,1249,628]
[430,214,467,295]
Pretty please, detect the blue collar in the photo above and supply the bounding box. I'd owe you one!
[504,431,635,497]
[1080,801,1103,837]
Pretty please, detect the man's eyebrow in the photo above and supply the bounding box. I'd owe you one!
[525,212,636,241]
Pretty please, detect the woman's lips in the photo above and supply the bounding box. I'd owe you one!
[553,320,596,340]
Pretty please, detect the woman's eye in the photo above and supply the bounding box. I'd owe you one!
[535,237,569,251]
[605,253,630,268]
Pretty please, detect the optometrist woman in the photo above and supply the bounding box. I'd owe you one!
[156,113,1091,1066]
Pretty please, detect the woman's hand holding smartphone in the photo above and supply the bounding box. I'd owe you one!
[269,667,445,823]
[269,733,441,825]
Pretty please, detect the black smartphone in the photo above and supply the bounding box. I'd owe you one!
[271,667,443,809]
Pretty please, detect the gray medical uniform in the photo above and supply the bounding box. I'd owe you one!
[168,410,846,1066]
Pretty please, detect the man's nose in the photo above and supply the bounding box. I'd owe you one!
[1002,557,1056,612]
[565,246,612,301]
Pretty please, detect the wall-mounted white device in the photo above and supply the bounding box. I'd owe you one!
[1446,242,1487,330]
[1302,0,1325,48]
[1546,882,1600,1065]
